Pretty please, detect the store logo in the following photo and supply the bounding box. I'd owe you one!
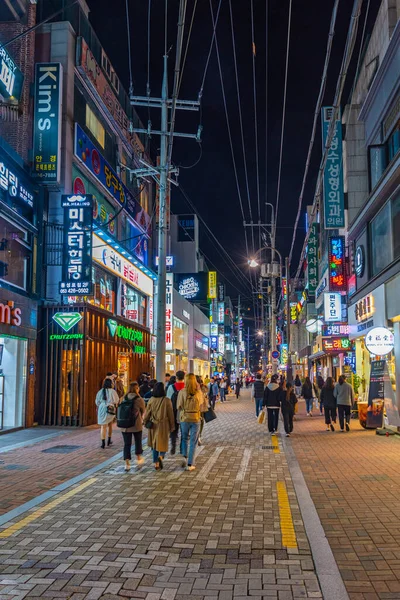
[50,333,84,341]
[355,245,365,278]
[107,319,118,337]
[52,312,82,332]
[0,301,21,327]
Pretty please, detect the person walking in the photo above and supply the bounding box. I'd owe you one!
[281,382,297,437]
[235,378,241,399]
[252,373,265,418]
[196,375,207,446]
[95,379,119,448]
[320,377,337,431]
[139,377,151,397]
[208,377,219,409]
[315,375,325,415]
[294,374,302,397]
[167,370,185,454]
[219,377,227,402]
[177,373,205,471]
[302,377,314,416]
[118,381,146,471]
[334,375,354,432]
[115,373,125,401]
[263,374,281,434]
[144,382,175,470]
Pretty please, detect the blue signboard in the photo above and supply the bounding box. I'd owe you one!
[321,107,345,229]
[74,123,150,232]
[0,47,24,101]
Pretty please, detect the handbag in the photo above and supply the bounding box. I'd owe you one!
[257,410,265,424]
[106,404,116,415]
[203,407,217,423]
[144,419,154,429]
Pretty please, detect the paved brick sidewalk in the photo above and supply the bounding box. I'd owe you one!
[0,391,322,599]
[290,400,400,600]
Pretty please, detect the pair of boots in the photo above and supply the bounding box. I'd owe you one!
[101,437,112,449]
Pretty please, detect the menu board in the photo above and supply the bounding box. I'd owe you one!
[366,360,396,428]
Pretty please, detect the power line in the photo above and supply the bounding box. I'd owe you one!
[125,0,134,96]
[199,0,223,99]
[146,0,152,97]
[177,0,199,97]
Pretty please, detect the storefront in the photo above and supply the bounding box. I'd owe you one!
[0,291,37,431]
[192,330,210,379]
[37,304,150,426]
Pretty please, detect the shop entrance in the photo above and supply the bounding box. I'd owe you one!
[0,335,27,431]
[60,347,81,425]
[118,352,130,390]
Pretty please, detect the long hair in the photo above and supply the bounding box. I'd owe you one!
[185,373,198,396]
[304,377,312,387]
[286,382,293,400]
[152,382,166,397]
[325,377,335,390]
[338,375,345,385]
[102,377,112,400]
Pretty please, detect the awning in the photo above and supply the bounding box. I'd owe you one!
[309,350,326,361]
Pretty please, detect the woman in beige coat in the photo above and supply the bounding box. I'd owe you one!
[144,382,175,470]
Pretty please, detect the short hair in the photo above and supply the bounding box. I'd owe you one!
[271,374,279,383]
[152,382,166,397]
[176,370,185,381]
[165,373,171,378]
[106,372,113,377]
[129,381,139,394]
[256,373,262,380]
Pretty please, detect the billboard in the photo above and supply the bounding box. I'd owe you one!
[329,236,347,292]
[176,273,208,303]
[321,106,345,228]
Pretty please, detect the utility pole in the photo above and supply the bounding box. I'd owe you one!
[236,295,241,378]
[286,256,293,383]
[247,327,250,372]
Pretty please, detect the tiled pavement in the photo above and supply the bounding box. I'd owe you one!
[290,401,400,600]
[0,392,322,600]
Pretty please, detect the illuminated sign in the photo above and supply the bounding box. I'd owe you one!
[365,327,394,356]
[176,273,208,302]
[149,297,153,333]
[218,302,225,324]
[218,334,225,354]
[210,323,218,336]
[0,301,21,327]
[59,194,93,296]
[290,303,298,324]
[329,236,347,292]
[321,106,345,228]
[182,309,190,320]
[32,63,62,183]
[355,245,365,278]
[0,160,34,222]
[0,47,24,101]
[218,283,225,302]
[166,273,173,350]
[208,271,217,299]
[282,279,287,300]
[52,312,82,332]
[355,294,374,322]
[50,333,84,341]
[322,337,351,353]
[307,223,319,296]
[322,324,350,336]
[323,292,342,322]
[106,319,146,353]
[155,255,174,266]
[210,335,218,349]
[280,344,288,367]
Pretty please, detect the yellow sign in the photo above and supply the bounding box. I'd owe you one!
[208,271,217,299]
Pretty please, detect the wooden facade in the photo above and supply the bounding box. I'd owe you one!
[37,304,151,426]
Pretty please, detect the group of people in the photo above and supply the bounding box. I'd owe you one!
[252,373,298,436]
[95,371,216,473]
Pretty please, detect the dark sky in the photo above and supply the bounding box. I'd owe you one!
[87,0,380,304]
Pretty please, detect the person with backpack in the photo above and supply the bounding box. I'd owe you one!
[294,374,302,397]
[177,373,205,471]
[167,370,185,454]
[252,373,265,417]
[145,382,175,470]
[117,381,146,471]
[302,377,314,416]
[280,382,297,437]
[95,379,119,448]
[208,377,219,409]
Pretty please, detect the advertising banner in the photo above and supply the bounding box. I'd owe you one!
[0,153,35,223]
[208,271,217,299]
[72,166,116,238]
[329,236,347,292]
[32,63,62,183]
[177,215,195,242]
[321,106,345,229]
[176,272,208,303]
[0,47,24,101]
[323,292,342,322]
[307,223,319,296]
[165,273,173,350]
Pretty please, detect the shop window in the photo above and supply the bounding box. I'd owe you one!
[0,215,30,291]
[392,194,400,259]
[370,201,393,276]
[89,264,116,313]
[0,336,27,430]
[86,105,105,149]
[173,317,188,354]
[121,283,147,327]
[368,145,387,190]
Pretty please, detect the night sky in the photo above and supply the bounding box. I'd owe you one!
[87,0,380,304]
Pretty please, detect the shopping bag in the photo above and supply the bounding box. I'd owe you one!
[258,410,265,424]
[203,407,217,423]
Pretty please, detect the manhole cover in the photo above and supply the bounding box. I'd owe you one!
[261,445,279,450]
[3,464,29,471]
[42,445,82,454]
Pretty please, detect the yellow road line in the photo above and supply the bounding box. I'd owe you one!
[276,481,298,549]
[0,478,97,538]
[271,434,280,453]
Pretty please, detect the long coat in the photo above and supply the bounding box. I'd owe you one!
[95,388,119,425]
[145,395,175,452]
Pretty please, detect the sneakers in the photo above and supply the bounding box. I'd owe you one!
[198,438,202,446]
[286,433,290,437]
[326,427,330,431]
[137,456,144,467]
[345,423,350,432]
[185,465,196,472]
[124,460,131,472]
[330,424,335,432]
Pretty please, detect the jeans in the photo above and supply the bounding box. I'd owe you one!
[295,386,302,397]
[255,397,263,417]
[152,449,166,463]
[122,431,143,460]
[180,421,201,465]
[282,409,294,434]
[324,406,337,425]
[267,408,280,432]
[209,395,216,409]
[338,405,351,430]
[170,427,179,453]
[220,388,226,402]
[305,398,313,414]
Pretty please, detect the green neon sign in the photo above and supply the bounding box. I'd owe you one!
[50,333,84,340]
[53,312,82,332]
[106,319,145,353]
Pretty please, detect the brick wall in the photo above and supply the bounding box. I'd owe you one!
[0,3,36,163]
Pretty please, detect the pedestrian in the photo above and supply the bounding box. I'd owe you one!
[144,382,175,470]
[115,373,125,401]
[252,373,265,418]
[334,375,355,432]
[220,377,227,403]
[144,378,157,401]
[208,377,219,409]
[139,376,151,397]
[263,374,281,434]
[167,370,185,454]
[196,375,208,446]
[294,374,302,397]
[235,378,241,399]
[204,374,210,386]
[165,373,171,387]
[302,377,314,416]
[320,377,337,431]
[281,381,297,437]
[102,372,115,388]
[178,373,205,472]
[118,381,146,471]
[316,375,325,414]
[95,378,119,448]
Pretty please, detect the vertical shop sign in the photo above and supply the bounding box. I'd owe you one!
[0,47,24,101]
[208,271,217,299]
[59,194,93,296]
[32,63,62,183]
[165,273,173,350]
[290,303,298,324]
[218,283,225,302]
[321,106,345,228]
[307,223,319,296]
[218,302,225,324]
[329,236,347,292]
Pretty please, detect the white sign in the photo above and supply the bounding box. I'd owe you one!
[218,302,224,324]
[182,309,190,320]
[218,334,225,354]
[92,234,153,297]
[324,292,341,322]
[165,273,173,351]
[155,255,174,266]
[0,162,34,207]
[365,327,394,356]
[149,297,154,334]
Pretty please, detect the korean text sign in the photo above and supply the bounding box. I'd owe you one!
[329,236,347,292]
[32,63,62,184]
[165,274,174,350]
[307,223,319,296]
[323,292,342,322]
[321,106,345,228]
[60,195,93,296]
[322,337,351,353]
[0,47,24,101]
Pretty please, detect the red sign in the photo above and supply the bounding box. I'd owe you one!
[329,236,347,292]
[322,337,351,353]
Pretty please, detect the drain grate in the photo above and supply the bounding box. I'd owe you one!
[3,464,29,471]
[42,445,82,454]
[261,445,279,450]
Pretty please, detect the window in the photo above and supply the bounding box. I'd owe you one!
[369,145,387,190]
[121,283,147,327]
[392,194,400,259]
[388,121,400,162]
[85,105,105,149]
[173,318,188,353]
[89,264,116,313]
[0,215,30,290]
[371,202,393,276]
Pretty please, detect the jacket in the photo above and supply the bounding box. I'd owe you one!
[120,393,146,433]
[280,390,297,413]
[252,380,265,399]
[95,388,119,425]
[115,378,125,399]
[263,383,281,408]
[301,383,313,400]
[177,389,205,423]
[145,395,175,452]
[294,376,302,387]
[334,381,354,406]
[208,382,219,397]
[320,386,336,408]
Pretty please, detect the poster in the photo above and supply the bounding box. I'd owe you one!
[366,360,396,428]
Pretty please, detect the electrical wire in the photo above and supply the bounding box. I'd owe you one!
[177,143,203,169]
[198,0,223,99]
[250,0,261,229]
[146,0,152,97]
[125,0,134,96]
[177,0,198,98]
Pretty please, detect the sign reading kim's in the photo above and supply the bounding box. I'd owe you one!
[60,195,93,296]
[0,301,21,327]
[0,47,24,101]
[32,63,62,183]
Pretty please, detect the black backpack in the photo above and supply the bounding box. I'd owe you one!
[117,395,136,428]
[170,384,179,419]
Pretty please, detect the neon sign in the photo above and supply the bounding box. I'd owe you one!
[322,337,351,353]
[329,236,347,292]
